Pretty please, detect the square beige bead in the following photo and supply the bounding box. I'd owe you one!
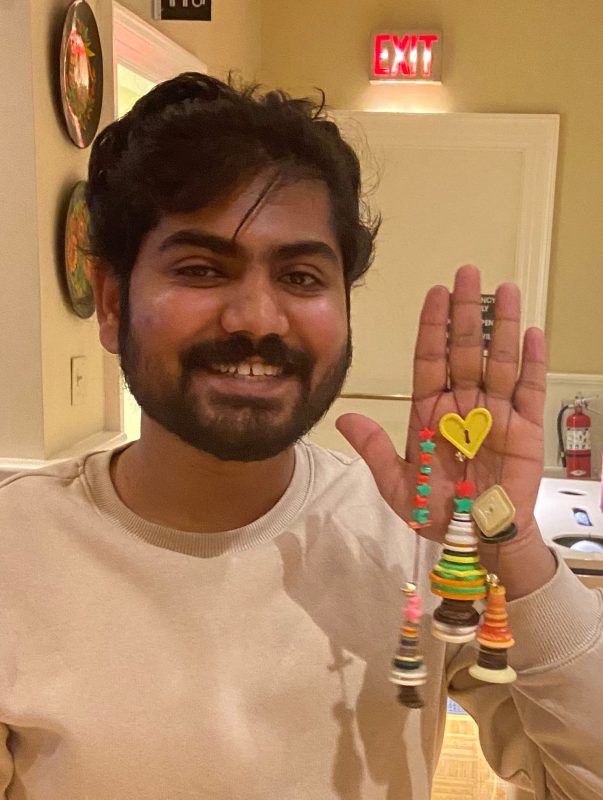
[471,485,515,537]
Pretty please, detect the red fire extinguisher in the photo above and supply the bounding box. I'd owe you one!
[557,395,592,479]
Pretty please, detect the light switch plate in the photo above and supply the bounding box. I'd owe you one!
[71,356,86,406]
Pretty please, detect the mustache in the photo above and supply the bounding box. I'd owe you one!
[181,334,314,377]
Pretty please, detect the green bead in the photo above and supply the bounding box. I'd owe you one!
[420,466,432,475]
[454,497,473,513]
[412,508,430,524]
[420,440,436,454]
[416,483,431,497]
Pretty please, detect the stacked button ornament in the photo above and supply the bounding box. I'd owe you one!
[390,584,427,708]
[471,485,518,545]
[429,480,488,643]
[469,577,517,684]
[409,427,436,529]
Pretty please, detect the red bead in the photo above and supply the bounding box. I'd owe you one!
[415,495,428,508]
[416,474,430,485]
[455,479,476,498]
[419,427,435,441]
[420,453,432,465]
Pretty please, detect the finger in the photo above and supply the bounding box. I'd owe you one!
[449,265,483,390]
[513,327,547,426]
[335,413,411,508]
[483,283,521,400]
[413,285,449,400]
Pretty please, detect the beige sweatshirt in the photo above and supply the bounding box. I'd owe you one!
[0,440,601,800]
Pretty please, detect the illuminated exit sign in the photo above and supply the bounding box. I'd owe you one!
[371,31,442,83]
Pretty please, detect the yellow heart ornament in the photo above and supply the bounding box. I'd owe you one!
[438,408,493,459]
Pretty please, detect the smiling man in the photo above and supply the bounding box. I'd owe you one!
[0,74,601,800]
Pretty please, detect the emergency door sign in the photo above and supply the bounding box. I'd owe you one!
[371,31,442,82]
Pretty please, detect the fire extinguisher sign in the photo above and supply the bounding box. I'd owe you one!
[153,0,212,21]
[481,294,495,355]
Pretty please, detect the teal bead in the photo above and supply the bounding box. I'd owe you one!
[420,466,432,475]
[416,483,431,497]
[412,508,430,524]
[420,440,436,454]
[454,497,473,513]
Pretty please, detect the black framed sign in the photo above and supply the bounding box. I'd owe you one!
[152,0,212,21]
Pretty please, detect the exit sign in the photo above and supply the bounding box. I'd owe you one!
[152,0,212,20]
[371,31,442,83]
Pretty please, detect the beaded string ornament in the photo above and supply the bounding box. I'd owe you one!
[434,394,518,684]
[390,395,446,708]
[430,393,491,644]
[468,404,518,684]
[391,389,520,709]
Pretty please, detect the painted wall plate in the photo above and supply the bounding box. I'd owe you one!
[64,181,95,318]
[59,0,103,148]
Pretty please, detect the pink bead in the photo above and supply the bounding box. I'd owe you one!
[405,594,422,624]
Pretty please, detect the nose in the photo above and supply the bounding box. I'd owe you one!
[220,273,290,339]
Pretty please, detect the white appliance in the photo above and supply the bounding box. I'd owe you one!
[534,477,603,588]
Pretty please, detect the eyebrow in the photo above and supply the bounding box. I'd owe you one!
[158,230,242,256]
[158,230,340,266]
[273,241,340,266]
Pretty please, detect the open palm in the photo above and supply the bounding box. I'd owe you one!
[336,265,546,549]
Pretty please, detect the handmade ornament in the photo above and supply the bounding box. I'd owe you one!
[409,427,436,529]
[390,583,427,708]
[471,485,518,544]
[430,479,488,642]
[469,576,517,684]
[439,408,493,459]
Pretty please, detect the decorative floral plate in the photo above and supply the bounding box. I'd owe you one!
[64,181,95,318]
[59,0,103,148]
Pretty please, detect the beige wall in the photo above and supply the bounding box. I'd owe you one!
[4,0,602,460]
[259,0,603,375]
[0,0,112,460]
[0,1,45,458]
[117,0,261,79]
[0,0,262,460]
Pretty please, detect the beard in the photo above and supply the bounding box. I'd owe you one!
[118,313,352,462]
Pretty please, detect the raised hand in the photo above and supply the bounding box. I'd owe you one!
[336,265,555,597]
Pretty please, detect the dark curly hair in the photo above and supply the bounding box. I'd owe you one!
[86,73,378,301]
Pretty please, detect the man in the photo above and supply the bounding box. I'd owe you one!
[0,73,600,799]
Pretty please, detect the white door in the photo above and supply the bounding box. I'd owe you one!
[308,111,558,457]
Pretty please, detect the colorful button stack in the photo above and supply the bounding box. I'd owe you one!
[409,428,436,528]
[469,581,517,684]
[390,586,427,708]
[429,480,488,643]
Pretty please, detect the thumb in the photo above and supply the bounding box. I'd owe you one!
[335,413,411,508]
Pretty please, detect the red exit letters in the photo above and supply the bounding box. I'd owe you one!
[372,33,441,81]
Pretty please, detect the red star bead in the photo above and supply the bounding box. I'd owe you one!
[419,427,435,442]
[414,495,428,508]
[416,474,430,485]
[455,479,476,498]
[420,453,432,465]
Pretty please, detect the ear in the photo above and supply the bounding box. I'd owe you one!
[91,261,122,355]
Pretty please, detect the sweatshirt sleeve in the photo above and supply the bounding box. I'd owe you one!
[0,723,12,797]
[446,553,603,800]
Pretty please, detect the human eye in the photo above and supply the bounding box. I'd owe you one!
[174,264,224,281]
[281,270,323,290]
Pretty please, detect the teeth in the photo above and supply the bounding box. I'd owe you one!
[210,361,283,377]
